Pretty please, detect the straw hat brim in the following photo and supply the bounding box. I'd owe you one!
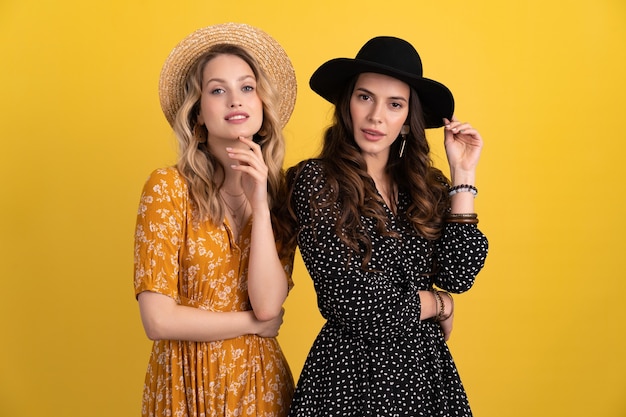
[159,23,297,128]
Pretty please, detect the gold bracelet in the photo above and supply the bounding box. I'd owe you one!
[446,217,479,224]
[432,290,445,322]
[447,213,477,219]
[439,292,454,321]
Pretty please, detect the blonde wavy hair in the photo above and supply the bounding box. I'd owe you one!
[172,44,287,227]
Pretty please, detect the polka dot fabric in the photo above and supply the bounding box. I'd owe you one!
[288,160,488,417]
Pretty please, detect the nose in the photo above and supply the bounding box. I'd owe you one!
[367,103,383,123]
[229,91,242,108]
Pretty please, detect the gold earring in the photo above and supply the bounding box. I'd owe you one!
[193,123,207,143]
[399,125,410,157]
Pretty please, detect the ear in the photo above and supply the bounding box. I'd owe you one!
[400,125,410,135]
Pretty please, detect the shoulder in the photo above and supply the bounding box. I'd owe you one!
[144,166,183,183]
[140,166,188,201]
[144,166,185,188]
[287,159,327,190]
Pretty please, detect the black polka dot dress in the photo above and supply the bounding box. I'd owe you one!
[288,160,489,417]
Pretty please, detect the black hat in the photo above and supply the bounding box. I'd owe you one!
[309,36,454,128]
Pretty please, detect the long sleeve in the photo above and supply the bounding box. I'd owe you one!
[433,222,488,293]
[292,161,422,341]
[291,160,488,342]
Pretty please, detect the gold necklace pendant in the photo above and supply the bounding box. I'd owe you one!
[221,192,249,236]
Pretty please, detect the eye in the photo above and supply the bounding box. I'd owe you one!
[390,102,403,109]
[242,85,255,92]
[358,94,372,101]
[210,87,225,95]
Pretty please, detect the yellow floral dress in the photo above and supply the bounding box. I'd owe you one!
[134,167,294,417]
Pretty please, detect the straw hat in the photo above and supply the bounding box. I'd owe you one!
[159,23,297,128]
[310,36,453,128]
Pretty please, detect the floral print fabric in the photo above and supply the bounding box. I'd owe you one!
[134,167,294,417]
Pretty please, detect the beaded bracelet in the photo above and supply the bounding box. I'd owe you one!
[449,184,478,197]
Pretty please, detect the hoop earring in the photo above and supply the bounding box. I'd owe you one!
[399,125,410,157]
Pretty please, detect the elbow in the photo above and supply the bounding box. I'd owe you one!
[142,317,166,341]
[144,328,161,341]
[138,291,177,341]
[456,282,474,294]
[454,276,477,293]
[253,306,283,322]
[140,309,172,341]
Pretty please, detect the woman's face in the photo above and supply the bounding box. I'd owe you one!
[197,54,263,143]
[349,72,410,161]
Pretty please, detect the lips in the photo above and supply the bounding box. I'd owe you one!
[225,112,249,123]
[360,128,385,141]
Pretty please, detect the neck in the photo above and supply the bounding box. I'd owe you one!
[369,171,396,213]
[220,175,244,195]
[209,155,244,195]
[208,136,251,181]
[363,151,389,179]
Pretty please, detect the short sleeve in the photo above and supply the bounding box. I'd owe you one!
[133,167,188,301]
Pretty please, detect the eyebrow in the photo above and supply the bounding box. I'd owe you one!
[355,86,408,102]
[205,74,256,87]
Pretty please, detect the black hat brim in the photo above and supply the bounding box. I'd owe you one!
[310,58,454,128]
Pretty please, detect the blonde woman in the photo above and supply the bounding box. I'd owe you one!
[133,23,297,417]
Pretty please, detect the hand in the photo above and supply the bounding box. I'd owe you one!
[254,308,285,338]
[443,116,483,179]
[225,136,269,210]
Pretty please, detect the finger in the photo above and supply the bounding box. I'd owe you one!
[226,148,264,171]
[238,136,262,154]
[444,118,465,132]
[458,122,474,134]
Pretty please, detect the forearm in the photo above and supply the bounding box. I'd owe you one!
[247,208,289,321]
[418,290,454,321]
[138,291,258,342]
[417,290,437,320]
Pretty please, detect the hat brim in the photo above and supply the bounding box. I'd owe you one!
[310,58,453,128]
[159,23,297,128]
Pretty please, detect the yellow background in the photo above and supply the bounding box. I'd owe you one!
[1,0,625,416]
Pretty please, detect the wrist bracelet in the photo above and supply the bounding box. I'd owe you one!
[446,212,479,224]
[432,290,445,322]
[439,292,454,321]
[446,217,479,224]
[449,184,478,198]
[447,212,477,218]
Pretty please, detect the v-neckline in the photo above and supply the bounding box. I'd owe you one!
[224,214,252,246]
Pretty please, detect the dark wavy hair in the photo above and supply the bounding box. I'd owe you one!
[284,76,450,268]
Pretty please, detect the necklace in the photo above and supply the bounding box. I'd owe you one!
[220,192,249,236]
[221,188,245,198]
